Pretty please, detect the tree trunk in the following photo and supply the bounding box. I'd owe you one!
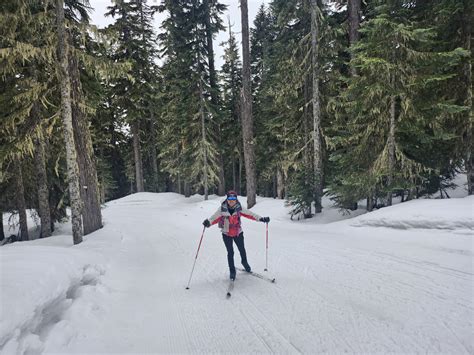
[34,131,52,238]
[199,76,209,200]
[386,95,396,206]
[462,0,473,195]
[232,155,236,191]
[347,0,360,210]
[218,152,226,195]
[367,196,374,212]
[238,152,243,195]
[348,0,361,76]
[132,121,145,192]
[150,118,159,192]
[184,181,191,198]
[0,212,4,241]
[303,73,312,216]
[69,52,103,235]
[240,0,257,208]
[276,167,284,199]
[13,160,29,241]
[56,0,82,244]
[348,0,361,44]
[310,0,323,214]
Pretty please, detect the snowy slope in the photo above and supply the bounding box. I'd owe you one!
[1,192,472,354]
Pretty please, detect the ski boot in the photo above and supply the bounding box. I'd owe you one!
[242,261,251,273]
[229,268,236,280]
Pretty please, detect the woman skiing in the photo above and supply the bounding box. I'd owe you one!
[202,191,270,280]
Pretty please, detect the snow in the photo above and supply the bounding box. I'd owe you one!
[1,189,473,354]
[351,196,474,231]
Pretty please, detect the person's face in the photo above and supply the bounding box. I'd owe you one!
[227,197,237,206]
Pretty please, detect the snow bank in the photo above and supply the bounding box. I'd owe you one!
[0,237,107,354]
[351,195,473,231]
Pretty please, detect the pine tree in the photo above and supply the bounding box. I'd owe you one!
[220,19,243,193]
[240,0,257,208]
[250,4,273,99]
[1,0,109,241]
[460,0,473,195]
[106,0,159,193]
[261,0,314,217]
[158,0,223,198]
[328,0,467,209]
[204,0,227,196]
[251,4,280,197]
[66,2,104,235]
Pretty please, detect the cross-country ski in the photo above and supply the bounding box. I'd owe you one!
[237,268,276,283]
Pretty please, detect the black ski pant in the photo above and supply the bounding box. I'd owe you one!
[222,232,248,271]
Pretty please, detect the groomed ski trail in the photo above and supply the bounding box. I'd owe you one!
[44,193,473,354]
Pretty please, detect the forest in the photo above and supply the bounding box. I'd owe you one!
[0,0,471,244]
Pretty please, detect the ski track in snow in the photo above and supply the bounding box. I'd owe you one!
[2,193,473,354]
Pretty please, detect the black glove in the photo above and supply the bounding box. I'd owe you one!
[203,219,210,228]
[260,217,270,223]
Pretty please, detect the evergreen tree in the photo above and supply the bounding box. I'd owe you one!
[261,0,313,216]
[328,0,467,209]
[106,0,159,193]
[220,19,243,193]
[158,0,224,199]
[250,4,273,98]
[240,0,257,208]
[204,0,227,196]
[250,4,279,197]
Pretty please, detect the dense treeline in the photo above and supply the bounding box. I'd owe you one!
[0,0,471,243]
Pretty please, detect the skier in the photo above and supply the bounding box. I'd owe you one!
[202,191,270,280]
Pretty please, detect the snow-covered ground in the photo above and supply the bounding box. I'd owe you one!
[1,189,473,354]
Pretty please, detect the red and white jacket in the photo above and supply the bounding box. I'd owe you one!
[208,200,262,237]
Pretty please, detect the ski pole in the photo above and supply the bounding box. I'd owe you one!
[264,222,269,271]
[185,226,206,290]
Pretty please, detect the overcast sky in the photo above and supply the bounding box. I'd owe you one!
[89,0,265,69]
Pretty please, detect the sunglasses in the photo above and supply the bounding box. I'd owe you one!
[227,196,237,201]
